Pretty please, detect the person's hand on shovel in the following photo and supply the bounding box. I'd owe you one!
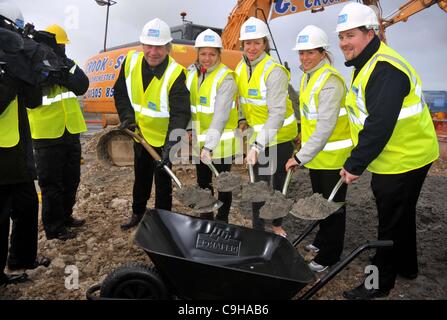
[339,168,359,184]
[246,146,259,165]
[200,147,212,164]
[285,154,303,171]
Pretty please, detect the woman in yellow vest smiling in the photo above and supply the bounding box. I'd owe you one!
[285,25,353,273]
[235,17,298,237]
[186,29,238,222]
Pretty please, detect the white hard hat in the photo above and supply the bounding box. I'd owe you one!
[336,2,379,33]
[292,25,329,51]
[239,17,269,41]
[0,0,24,29]
[139,18,172,45]
[195,29,222,48]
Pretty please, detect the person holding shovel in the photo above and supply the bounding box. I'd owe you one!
[186,29,239,223]
[235,17,298,237]
[335,3,438,299]
[113,18,190,230]
[285,25,353,273]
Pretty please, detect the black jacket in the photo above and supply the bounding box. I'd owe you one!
[0,75,42,185]
[113,55,191,149]
[344,36,410,175]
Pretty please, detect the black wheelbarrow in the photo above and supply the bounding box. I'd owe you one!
[86,209,392,300]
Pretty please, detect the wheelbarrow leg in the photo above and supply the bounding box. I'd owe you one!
[298,240,393,300]
[292,220,320,247]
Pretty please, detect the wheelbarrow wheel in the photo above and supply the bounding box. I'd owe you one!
[100,262,169,300]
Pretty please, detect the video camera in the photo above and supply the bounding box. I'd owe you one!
[0,20,70,87]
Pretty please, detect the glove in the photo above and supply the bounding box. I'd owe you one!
[157,140,176,170]
[119,118,137,131]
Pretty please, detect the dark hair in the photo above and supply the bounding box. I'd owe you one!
[358,26,376,35]
[317,47,333,65]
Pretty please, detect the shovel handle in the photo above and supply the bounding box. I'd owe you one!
[206,162,220,177]
[328,177,344,202]
[248,164,255,183]
[123,129,182,189]
[281,170,293,196]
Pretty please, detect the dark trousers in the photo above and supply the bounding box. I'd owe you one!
[252,141,295,230]
[35,139,81,236]
[371,163,432,291]
[0,181,38,274]
[132,142,172,216]
[196,159,232,222]
[309,169,347,266]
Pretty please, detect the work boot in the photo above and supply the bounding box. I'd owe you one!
[46,228,77,241]
[8,257,51,271]
[0,273,30,286]
[65,216,86,228]
[120,214,142,230]
[343,284,389,300]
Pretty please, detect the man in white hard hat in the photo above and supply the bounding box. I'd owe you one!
[336,2,439,299]
[186,29,238,223]
[0,1,50,285]
[114,18,190,230]
[286,25,352,273]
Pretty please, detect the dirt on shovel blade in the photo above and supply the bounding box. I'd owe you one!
[259,190,294,220]
[290,193,343,220]
[175,185,217,211]
[216,171,243,192]
[241,180,273,203]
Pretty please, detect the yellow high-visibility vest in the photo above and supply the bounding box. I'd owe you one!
[345,42,439,174]
[0,97,20,147]
[28,64,87,139]
[124,50,185,147]
[186,63,239,159]
[299,63,352,169]
[235,54,297,146]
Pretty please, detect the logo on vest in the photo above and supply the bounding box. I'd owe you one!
[148,101,157,110]
[248,89,258,96]
[196,225,241,256]
[200,96,207,105]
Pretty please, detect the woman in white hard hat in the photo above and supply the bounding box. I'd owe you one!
[186,29,239,222]
[285,25,353,273]
[235,17,298,237]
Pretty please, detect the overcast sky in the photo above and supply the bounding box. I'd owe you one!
[15,0,447,90]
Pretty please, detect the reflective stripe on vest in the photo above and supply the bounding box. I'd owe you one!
[0,97,19,148]
[188,63,239,158]
[235,55,298,146]
[27,85,87,139]
[299,63,352,169]
[124,51,185,146]
[346,42,439,174]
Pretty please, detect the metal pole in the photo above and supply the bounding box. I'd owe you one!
[103,2,110,52]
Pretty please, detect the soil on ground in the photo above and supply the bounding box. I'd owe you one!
[1,130,446,300]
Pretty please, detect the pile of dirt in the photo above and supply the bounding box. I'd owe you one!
[0,130,446,300]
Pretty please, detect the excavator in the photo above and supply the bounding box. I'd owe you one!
[84,0,447,165]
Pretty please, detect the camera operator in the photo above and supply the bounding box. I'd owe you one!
[0,1,50,286]
[26,24,89,241]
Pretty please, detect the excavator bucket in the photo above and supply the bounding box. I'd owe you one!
[96,129,134,167]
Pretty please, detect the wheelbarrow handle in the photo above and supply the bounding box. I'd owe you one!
[328,177,344,202]
[123,129,182,189]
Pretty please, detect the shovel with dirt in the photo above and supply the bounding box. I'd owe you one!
[240,164,275,203]
[259,169,295,220]
[123,129,223,214]
[200,159,243,193]
[290,177,345,220]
